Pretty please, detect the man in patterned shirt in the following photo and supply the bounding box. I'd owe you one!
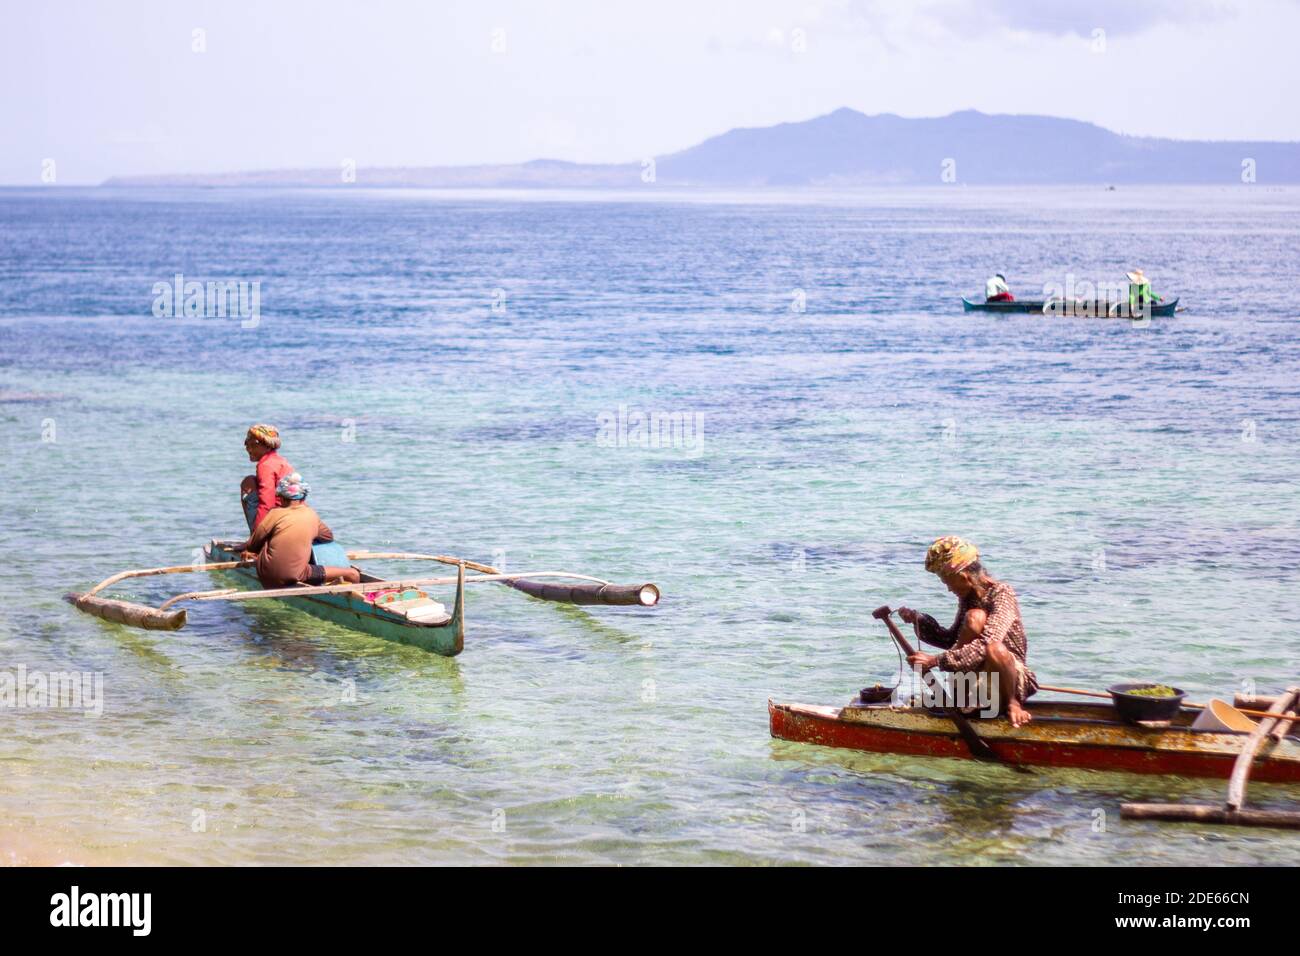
[897,536,1038,727]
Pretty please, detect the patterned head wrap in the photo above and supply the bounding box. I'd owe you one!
[275,472,310,500]
[925,536,979,575]
[246,424,281,449]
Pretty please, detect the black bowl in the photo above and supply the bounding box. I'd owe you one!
[859,684,895,704]
[1107,683,1187,723]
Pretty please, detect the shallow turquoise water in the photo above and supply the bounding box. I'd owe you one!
[1,185,1298,864]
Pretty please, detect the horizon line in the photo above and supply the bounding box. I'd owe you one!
[15,106,1300,187]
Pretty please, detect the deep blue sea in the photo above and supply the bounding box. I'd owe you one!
[1,185,1298,864]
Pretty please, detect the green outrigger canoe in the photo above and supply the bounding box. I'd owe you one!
[67,539,660,657]
[204,540,466,655]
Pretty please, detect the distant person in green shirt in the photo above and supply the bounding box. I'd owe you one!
[1126,268,1162,314]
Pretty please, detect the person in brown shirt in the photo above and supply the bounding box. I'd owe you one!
[233,473,360,588]
[897,536,1037,727]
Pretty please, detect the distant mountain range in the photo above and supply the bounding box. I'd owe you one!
[103,108,1300,187]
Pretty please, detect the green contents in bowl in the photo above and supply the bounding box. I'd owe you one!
[1124,684,1179,698]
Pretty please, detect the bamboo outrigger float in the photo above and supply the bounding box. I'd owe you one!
[67,539,660,657]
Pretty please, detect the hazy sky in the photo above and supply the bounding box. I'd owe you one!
[5,0,1299,184]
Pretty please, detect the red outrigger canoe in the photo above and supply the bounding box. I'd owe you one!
[769,696,1300,783]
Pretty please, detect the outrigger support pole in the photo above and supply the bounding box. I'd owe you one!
[345,551,660,607]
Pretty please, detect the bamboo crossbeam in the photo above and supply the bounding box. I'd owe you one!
[342,551,658,606]
[345,551,502,576]
[1233,692,1299,737]
[158,570,616,610]
[1226,687,1299,812]
[85,560,247,597]
[1235,693,1281,710]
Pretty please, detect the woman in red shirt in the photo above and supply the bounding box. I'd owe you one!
[240,424,294,532]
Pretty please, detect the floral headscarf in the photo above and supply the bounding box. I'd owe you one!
[246,424,281,449]
[275,472,310,500]
[925,536,979,575]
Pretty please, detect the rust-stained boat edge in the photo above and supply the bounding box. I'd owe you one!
[768,698,1300,783]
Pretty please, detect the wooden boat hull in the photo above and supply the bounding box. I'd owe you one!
[769,698,1300,782]
[206,541,464,656]
[962,296,1178,317]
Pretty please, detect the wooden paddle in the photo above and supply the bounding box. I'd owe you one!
[871,605,1007,765]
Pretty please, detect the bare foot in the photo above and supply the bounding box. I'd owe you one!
[1007,700,1032,728]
